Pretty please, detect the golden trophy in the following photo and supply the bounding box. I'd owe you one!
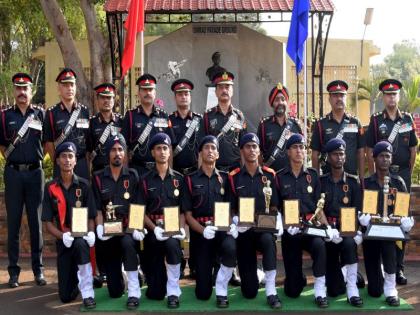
[303,193,329,237]
[255,179,278,233]
[103,201,124,236]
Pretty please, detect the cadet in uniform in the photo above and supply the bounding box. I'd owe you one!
[92,134,144,310]
[257,83,302,172]
[311,80,365,178]
[320,138,363,307]
[201,71,247,171]
[228,133,282,309]
[41,142,97,309]
[277,134,330,308]
[360,141,414,306]
[43,68,91,179]
[122,74,174,176]
[140,133,186,308]
[183,135,238,307]
[0,73,46,288]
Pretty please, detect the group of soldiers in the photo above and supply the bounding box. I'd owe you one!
[1,67,417,310]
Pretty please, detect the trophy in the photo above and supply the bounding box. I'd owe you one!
[103,201,124,236]
[364,176,409,241]
[255,179,278,233]
[303,193,329,237]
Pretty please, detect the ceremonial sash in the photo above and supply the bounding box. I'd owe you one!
[54,106,81,147]
[265,119,293,167]
[173,116,200,157]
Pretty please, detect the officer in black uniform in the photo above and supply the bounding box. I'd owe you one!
[140,133,186,308]
[41,142,97,309]
[277,133,330,308]
[0,73,46,288]
[92,134,144,310]
[88,83,122,173]
[228,133,282,309]
[183,135,238,307]
[320,138,363,307]
[257,82,302,172]
[360,141,414,306]
[122,74,174,176]
[201,71,247,171]
[43,68,91,179]
[311,80,365,178]
[169,78,202,175]
[366,79,418,285]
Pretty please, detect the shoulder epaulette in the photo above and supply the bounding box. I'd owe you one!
[262,165,276,176]
[229,167,241,177]
[373,111,382,117]
[192,112,203,118]
[260,116,271,124]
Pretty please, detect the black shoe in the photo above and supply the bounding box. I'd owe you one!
[267,295,281,309]
[167,295,179,309]
[396,271,407,285]
[356,271,365,289]
[127,296,139,310]
[93,275,103,288]
[315,296,329,308]
[385,296,400,307]
[216,295,229,308]
[35,274,47,286]
[347,296,363,307]
[83,297,96,309]
[8,275,19,288]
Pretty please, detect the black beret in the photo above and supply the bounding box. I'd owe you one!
[324,138,346,153]
[286,133,305,149]
[149,132,171,150]
[199,135,219,152]
[56,141,77,157]
[373,141,393,158]
[239,133,259,149]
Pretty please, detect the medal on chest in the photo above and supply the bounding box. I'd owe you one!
[218,175,225,195]
[123,179,130,200]
[75,188,82,207]
[173,179,180,197]
[306,174,313,193]
[342,184,349,204]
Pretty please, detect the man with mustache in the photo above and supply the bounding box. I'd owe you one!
[0,73,46,288]
[258,82,303,172]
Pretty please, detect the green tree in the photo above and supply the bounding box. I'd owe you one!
[401,75,420,112]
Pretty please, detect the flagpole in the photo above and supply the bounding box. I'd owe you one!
[140,31,144,75]
[303,40,308,166]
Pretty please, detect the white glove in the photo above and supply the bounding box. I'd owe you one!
[83,231,96,247]
[154,226,169,241]
[62,231,74,248]
[203,226,218,239]
[325,226,334,241]
[227,224,238,239]
[287,226,300,236]
[331,229,342,244]
[353,230,363,245]
[401,216,415,232]
[96,225,112,241]
[132,229,146,241]
[232,215,239,225]
[275,213,284,237]
[358,213,371,227]
[172,227,186,240]
[237,226,251,233]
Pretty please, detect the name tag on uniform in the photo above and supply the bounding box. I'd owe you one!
[399,123,412,133]
[76,118,89,128]
[154,118,168,128]
[29,119,42,131]
[343,124,358,133]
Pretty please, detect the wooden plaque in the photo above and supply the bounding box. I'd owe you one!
[214,202,230,231]
[127,204,145,232]
[283,200,300,227]
[393,192,410,217]
[340,207,357,236]
[239,197,255,226]
[362,190,378,214]
[163,207,180,236]
[71,207,88,237]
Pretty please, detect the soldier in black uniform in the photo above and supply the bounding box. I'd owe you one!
[201,71,247,171]
[320,138,363,307]
[140,133,186,308]
[228,133,282,309]
[183,135,238,307]
[366,79,418,285]
[360,141,414,306]
[0,73,46,288]
[311,80,365,179]
[277,134,331,308]
[92,134,144,310]
[169,79,202,175]
[257,83,302,172]
[122,74,174,176]
[41,142,97,309]
[43,68,91,179]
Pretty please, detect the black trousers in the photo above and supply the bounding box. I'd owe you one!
[53,156,89,180]
[99,235,140,298]
[5,165,44,277]
[281,233,326,298]
[56,238,90,303]
[325,237,358,297]
[363,239,396,297]
[237,230,276,299]
[190,230,236,300]
[143,232,182,300]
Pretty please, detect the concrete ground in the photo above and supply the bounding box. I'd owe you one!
[0,258,419,315]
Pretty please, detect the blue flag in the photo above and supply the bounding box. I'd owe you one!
[286,0,310,74]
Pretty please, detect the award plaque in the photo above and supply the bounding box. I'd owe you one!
[103,202,124,236]
[127,204,145,233]
[163,207,181,237]
[364,223,409,241]
[393,192,410,217]
[71,207,88,237]
[283,200,300,228]
[340,207,357,236]
[214,202,230,231]
[362,190,378,214]
[239,197,255,227]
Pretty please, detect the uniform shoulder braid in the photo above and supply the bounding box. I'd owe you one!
[228,167,241,177]
[262,165,276,176]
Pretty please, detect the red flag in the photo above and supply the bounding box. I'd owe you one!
[121,0,144,78]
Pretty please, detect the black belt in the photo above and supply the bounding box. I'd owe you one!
[179,166,197,175]
[7,162,41,171]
